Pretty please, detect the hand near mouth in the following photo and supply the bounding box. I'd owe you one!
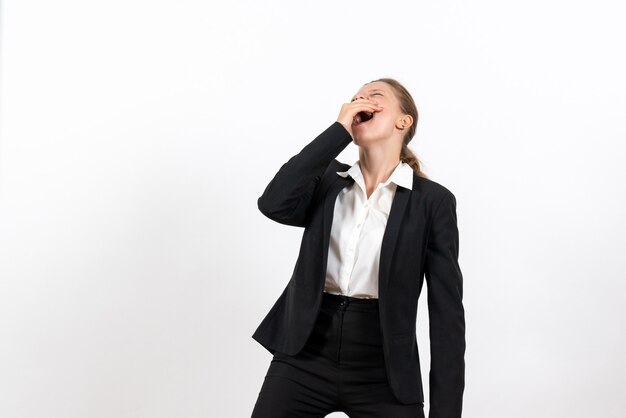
[336,99,383,138]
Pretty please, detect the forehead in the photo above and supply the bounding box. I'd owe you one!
[354,82,392,96]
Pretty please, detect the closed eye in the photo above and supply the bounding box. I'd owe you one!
[351,93,382,102]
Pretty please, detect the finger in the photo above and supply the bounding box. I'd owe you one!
[350,100,383,110]
[351,98,380,106]
[351,103,383,114]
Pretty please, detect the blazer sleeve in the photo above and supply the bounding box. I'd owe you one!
[257,121,353,227]
[424,191,466,418]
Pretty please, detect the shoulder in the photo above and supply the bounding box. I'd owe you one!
[412,175,457,210]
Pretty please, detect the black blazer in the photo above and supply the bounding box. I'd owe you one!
[252,121,465,416]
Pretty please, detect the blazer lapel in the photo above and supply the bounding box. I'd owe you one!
[378,184,411,298]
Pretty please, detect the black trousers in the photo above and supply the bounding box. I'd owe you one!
[251,291,425,418]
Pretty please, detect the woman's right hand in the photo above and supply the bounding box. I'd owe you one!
[336,98,383,138]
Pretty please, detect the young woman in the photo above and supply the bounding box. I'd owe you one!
[251,78,465,418]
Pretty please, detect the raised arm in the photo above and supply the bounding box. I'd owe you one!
[425,191,466,418]
[258,97,383,227]
[257,122,352,227]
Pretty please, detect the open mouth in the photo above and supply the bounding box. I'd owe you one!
[354,111,374,125]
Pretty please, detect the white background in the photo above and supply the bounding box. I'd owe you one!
[1,1,625,417]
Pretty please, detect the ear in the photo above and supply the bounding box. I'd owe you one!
[396,115,414,130]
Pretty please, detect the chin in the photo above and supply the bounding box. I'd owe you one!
[353,129,383,144]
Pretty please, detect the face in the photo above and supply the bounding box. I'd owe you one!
[350,81,410,145]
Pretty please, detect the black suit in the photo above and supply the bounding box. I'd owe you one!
[252,122,465,417]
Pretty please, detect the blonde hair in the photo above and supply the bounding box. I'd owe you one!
[368,77,427,179]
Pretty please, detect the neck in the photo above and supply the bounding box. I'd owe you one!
[357,149,401,194]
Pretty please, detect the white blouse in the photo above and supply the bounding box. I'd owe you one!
[323,159,414,299]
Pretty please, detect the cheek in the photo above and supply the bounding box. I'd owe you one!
[376,114,395,125]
